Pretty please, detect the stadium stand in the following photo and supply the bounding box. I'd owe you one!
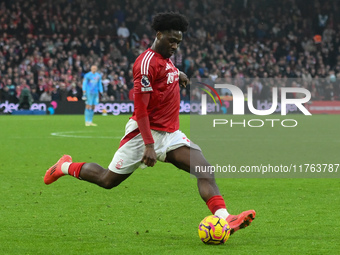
[0,0,339,103]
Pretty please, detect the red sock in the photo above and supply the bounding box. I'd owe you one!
[206,195,226,214]
[68,162,86,179]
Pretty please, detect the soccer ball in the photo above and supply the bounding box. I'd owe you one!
[198,215,231,244]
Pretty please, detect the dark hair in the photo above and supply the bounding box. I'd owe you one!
[151,12,188,32]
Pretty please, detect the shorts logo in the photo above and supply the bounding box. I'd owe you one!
[182,137,190,143]
[141,75,153,92]
[116,159,124,169]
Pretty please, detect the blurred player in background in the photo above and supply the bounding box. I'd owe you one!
[44,12,255,236]
[82,65,103,126]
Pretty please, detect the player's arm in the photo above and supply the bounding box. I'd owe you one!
[134,92,157,167]
[98,74,103,95]
[82,75,87,100]
[133,54,158,167]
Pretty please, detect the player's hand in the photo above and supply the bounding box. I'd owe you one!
[82,91,87,101]
[141,144,157,167]
[179,71,189,88]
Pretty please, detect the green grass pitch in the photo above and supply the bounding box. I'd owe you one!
[0,114,339,255]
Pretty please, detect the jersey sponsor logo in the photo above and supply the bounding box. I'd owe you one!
[141,75,153,92]
[165,63,171,71]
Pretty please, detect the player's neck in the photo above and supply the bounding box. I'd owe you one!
[150,40,165,58]
[150,41,158,54]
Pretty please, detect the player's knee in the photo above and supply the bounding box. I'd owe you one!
[100,180,117,189]
[98,169,130,189]
[193,169,216,179]
[197,175,216,183]
[99,178,122,189]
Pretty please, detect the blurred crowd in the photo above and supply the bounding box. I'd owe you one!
[1,0,340,104]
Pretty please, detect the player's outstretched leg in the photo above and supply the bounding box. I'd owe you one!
[227,210,256,235]
[44,155,131,189]
[44,155,72,184]
[166,146,256,235]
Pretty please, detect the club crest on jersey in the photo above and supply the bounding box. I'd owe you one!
[141,75,153,92]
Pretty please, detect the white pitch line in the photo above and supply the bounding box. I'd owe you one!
[51,131,121,139]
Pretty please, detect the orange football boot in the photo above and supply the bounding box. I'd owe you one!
[226,210,256,235]
[44,155,72,185]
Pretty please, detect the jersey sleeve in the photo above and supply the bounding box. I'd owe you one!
[98,74,103,93]
[132,52,158,145]
[82,73,88,91]
[134,92,154,144]
[133,52,157,94]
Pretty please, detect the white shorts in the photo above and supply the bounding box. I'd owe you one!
[108,119,201,174]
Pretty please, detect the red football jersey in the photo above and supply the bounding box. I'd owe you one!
[131,49,180,132]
